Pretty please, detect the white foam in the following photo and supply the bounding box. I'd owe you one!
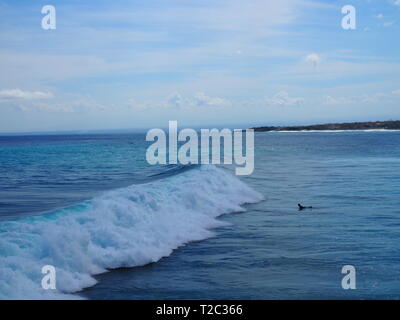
[0,165,263,299]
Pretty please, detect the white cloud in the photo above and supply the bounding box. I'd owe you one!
[0,88,53,100]
[0,1,318,88]
[165,92,230,108]
[76,0,302,35]
[2,93,110,113]
[324,95,342,105]
[192,92,230,107]
[305,53,320,68]
[166,92,185,108]
[383,21,395,27]
[323,92,391,105]
[126,92,231,110]
[16,102,74,113]
[265,91,303,107]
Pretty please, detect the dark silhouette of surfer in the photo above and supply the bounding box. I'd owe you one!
[298,203,313,211]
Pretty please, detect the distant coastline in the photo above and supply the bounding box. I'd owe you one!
[252,120,400,132]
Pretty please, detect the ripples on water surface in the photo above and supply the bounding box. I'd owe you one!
[0,131,399,299]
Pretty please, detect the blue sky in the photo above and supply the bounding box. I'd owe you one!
[0,0,400,132]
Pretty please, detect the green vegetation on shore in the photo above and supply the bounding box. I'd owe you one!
[252,120,400,132]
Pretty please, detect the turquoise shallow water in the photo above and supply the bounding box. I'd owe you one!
[1,131,400,299]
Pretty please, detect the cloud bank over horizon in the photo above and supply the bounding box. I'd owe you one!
[0,0,400,132]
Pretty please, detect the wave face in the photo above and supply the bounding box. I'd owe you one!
[0,165,263,299]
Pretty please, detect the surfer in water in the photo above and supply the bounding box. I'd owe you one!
[298,203,313,211]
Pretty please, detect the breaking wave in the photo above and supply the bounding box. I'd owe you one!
[0,165,263,299]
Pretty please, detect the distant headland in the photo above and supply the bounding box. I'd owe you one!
[252,120,400,132]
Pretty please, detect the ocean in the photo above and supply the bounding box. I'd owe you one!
[0,131,399,299]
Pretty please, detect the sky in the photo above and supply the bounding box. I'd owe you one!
[0,0,400,132]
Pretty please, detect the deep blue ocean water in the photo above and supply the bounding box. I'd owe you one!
[1,131,399,299]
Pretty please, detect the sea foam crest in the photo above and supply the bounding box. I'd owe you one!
[0,165,263,299]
